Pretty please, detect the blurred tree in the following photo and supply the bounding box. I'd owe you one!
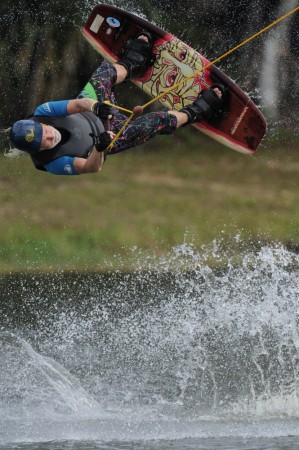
[0,0,298,128]
[0,0,97,125]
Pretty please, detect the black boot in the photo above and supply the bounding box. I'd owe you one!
[117,31,155,80]
[181,84,226,124]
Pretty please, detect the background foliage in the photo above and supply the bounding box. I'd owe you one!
[0,0,298,125]
[0,0,298,272]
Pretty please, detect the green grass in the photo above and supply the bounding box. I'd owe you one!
[1,129,298,272]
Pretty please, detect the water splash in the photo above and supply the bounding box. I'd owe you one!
[0,332,101,417]
[0,240,299,443]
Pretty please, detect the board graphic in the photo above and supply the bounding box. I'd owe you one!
[82,4,267,154]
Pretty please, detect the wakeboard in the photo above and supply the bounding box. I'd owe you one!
[82,4,267,154]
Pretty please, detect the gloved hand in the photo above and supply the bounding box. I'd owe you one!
[89,132,112,157]
[91,102,113,121]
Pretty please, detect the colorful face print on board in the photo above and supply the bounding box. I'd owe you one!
[142,38,209,110]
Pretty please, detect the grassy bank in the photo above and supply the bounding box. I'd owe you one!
[1,129,298,272]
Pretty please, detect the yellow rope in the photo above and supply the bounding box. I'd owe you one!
[103,100,133,114]
[106,5,299,151]
[107,112,135,152]
[102,101,134,151]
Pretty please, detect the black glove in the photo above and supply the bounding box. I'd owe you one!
[92,102,113,121]
[90,132,112,159]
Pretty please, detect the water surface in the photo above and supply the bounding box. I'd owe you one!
[1,243,298,448]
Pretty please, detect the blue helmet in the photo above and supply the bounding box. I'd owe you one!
[10,120,43,154]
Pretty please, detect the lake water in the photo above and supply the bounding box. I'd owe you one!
[0,242,298,449]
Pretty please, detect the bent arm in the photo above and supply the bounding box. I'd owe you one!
[66,98,98,115]
[73,147,105,174]
[44,150,105,175]
[74,130,115,174]
[34,99,97,118]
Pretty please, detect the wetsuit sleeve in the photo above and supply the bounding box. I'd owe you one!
[34,100,70,118]
[44,156,79,175]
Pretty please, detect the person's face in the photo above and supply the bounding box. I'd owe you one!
[40,125,61,150]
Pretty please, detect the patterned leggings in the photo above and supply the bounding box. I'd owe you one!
[78,61,177,154]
